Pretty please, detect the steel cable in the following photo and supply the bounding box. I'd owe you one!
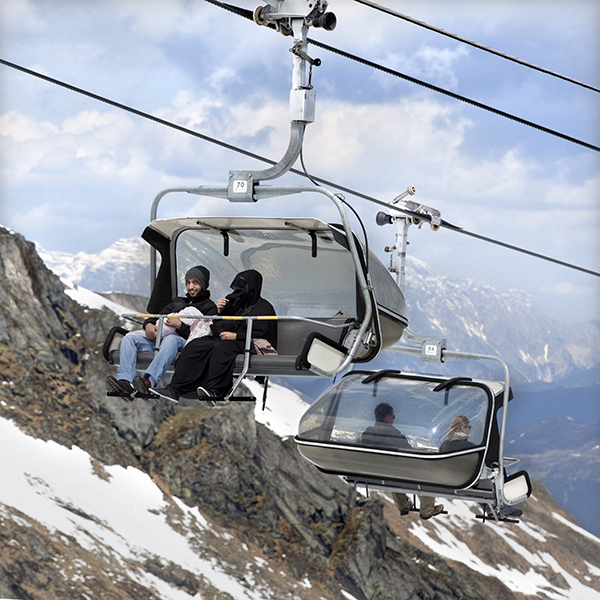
[353,0,600,94]
[203,0,600,153]
[1,60,597,278]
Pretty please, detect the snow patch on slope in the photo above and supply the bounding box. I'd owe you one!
[0,417,271,600]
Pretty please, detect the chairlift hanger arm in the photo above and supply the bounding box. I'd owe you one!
[228,0,336,201]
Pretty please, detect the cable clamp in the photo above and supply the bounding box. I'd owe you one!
[290,44,321,68]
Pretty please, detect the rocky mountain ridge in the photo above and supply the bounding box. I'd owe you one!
[1,226,598,600]
[403,256,599,384]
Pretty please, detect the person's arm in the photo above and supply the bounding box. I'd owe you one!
[204,301,218,316]
[177,300,218,339]
[142,305,167,340]
[143,299,176,330]
[143,322,158,341]
[234,299,276,343]
[176,320,190,339]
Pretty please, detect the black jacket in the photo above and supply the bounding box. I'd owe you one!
[143,290,217,339]
[439,438,476,453]
[214,269,278,349]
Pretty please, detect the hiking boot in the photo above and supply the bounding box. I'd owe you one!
[420,504,444,520]
[152,386,180,404]
[500,506,523,518]
[132,375,154,398]
[106,376,135,400]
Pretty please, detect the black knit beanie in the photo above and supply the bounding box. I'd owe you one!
[185,265,210,290]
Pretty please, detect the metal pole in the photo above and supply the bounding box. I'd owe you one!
[395,218,410,292]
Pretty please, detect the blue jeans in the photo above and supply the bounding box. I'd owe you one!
[116,332,185,385]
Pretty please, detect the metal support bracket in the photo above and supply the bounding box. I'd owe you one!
[228,171,255,202]
[224,1,336,202]
[401,328,447,363]
[290,44,321,68]
[421,338,447,362]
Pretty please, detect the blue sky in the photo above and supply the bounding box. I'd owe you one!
[1,0,599,325]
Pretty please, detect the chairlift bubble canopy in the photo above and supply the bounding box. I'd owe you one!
[295,370,531,508]
[143,216,409,367]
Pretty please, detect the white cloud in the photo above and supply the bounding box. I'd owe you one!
[541,281,591,298]
[104,0,213,39]
[0,0,46,33]
[0,0,598,322]
[374,45,469,92]
[0,110,57,142]
[11,204,68,233]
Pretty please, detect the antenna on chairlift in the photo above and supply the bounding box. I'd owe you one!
[375,186,441,292]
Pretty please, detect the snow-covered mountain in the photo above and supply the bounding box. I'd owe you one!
[1,380,599,600]
[402,257,599,384]
[51,245,600,539]
[37,237,151,297]
[39,237,600,385]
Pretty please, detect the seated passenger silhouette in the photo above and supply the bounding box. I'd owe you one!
[440,415,476,452]
[440,415,522,518]
[361,402,411,449]
[105,265,217,399]
[361,403,444,520]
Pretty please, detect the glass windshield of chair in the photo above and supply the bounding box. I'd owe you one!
[175,228,359,319]
[298,373,492,453]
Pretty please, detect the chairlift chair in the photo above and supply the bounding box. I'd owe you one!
[103,213,409,399]
[295,369,532,518]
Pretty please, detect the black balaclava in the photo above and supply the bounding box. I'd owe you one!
[225,269,263,314]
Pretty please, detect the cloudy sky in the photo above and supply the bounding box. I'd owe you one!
[1,0,599,325]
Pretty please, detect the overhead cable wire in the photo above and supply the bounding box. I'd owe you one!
[353,0,600,94]
[1,58,598,278]
[301,148,371,269]
[0,58,280,167]
[203,0,600,153]
[307,39,599,153]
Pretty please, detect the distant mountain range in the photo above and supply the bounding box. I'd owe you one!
[37,237,151,297]
[508,416,600,537]
[38,236,600,386]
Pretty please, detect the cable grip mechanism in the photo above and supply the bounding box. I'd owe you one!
[254,1,336,33]
[291,44,321,68]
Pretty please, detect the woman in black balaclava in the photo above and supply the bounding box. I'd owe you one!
[155,269,277,402]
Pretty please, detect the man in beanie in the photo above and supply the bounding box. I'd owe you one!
[361,402,444,520]
[106,265,217,399]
